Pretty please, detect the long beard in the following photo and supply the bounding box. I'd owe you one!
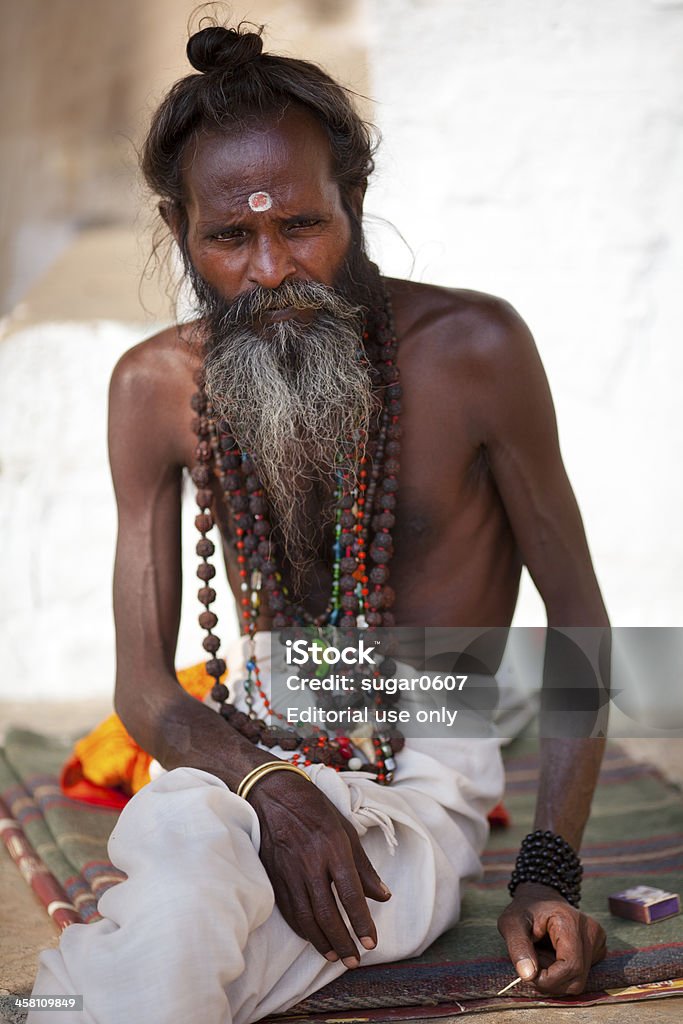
[197,275,379,583]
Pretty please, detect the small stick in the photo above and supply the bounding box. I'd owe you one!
[496,975,523,996]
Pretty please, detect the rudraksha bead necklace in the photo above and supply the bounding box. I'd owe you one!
[191,294,405,783]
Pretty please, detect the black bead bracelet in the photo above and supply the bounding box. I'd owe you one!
[508,829,583,907]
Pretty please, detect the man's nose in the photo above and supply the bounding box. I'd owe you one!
[247,234,297,289]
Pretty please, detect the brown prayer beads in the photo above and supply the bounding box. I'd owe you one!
[190,292,405,783]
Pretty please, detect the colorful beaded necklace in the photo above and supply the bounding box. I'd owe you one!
[190,292,405,783]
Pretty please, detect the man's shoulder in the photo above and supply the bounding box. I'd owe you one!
[111,322,202,397]
[107,321,202,454]
[386,277,529,357]
[108,323,204,468]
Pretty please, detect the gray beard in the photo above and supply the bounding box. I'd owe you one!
[201,279,376,580]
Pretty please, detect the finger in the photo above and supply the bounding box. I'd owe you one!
[590,923,607,965]
[308,875,362,968]
[497,911,538,982]
[276,882,341,963]
[329,861,380,954]
[534,913,587,994]
[340,819,391,903]
[535,907,609,995]
[536,946,557,970]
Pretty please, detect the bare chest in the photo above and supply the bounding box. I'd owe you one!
[177,330,518,626]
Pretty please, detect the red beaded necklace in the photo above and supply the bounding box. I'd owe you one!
[191,292,405,783]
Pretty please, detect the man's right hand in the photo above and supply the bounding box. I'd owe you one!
[249,771,391,967]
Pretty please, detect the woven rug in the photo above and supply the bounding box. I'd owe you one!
[1,728,682,1019]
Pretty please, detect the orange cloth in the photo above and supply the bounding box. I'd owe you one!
[60,664,216,808]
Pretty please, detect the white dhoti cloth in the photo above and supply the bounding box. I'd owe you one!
[30,635,504,1024]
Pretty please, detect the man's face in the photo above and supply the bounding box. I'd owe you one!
[180,107,356,307]
[176,109,378,586]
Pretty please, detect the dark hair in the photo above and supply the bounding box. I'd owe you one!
[141,22,377,236]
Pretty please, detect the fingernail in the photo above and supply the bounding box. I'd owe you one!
[516,957,536,980]
[360,936,376,950]
[325,951,339,962]
[342,956,360,969]
[380,882,392,897]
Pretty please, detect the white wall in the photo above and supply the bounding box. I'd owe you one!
[364,0,683,626]
[0,321,239,701]
[0,322,137,701]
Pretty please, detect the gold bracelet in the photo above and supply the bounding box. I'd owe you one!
[238,761,312,802]
[236,761,283,798]
[236,761,313,802]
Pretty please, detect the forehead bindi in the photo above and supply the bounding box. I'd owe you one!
[183,111,342,219]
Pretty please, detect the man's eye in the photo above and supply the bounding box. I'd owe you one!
[289,219,322,230]
[212,230,244,241]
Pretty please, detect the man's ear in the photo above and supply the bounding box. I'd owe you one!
[345,184,366,224]
[159,200,185,247]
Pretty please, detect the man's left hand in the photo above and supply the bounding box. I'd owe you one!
[497,882,606,995]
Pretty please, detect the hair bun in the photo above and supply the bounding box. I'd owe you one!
[187,26,263,75]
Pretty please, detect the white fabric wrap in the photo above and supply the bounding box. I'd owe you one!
[30,633,504,1024]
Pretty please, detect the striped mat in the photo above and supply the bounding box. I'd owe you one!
[1,728,682,1018]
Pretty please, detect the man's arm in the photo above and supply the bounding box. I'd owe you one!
[109,337,269,786]
[108,335,389,967]
[472,302,608,994]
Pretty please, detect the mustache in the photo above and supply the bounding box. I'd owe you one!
[209,279,363,331]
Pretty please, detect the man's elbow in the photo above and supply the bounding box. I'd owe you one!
[115,673,191,763]
[114,676,162,751]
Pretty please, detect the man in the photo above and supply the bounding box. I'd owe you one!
[31,22,607,1024]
